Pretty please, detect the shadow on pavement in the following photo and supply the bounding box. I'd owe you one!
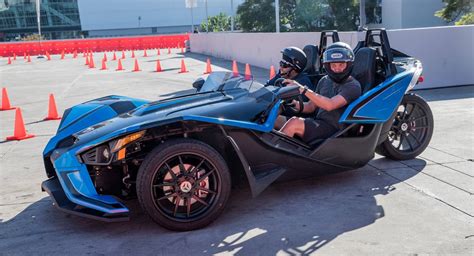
[0,159,426,254]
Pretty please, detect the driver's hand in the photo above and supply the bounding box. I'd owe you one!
[283,79,297,86]
[290,99,300,110]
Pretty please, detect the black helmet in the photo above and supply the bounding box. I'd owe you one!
[281,47,307,73]
[322,42,354,83]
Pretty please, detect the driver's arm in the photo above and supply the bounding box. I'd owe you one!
[300,87,348,111]
[286,80,348,112]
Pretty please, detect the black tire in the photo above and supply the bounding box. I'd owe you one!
[137,138,231,231]
[376,93,434,160]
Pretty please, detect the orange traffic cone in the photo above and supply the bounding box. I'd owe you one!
[13,53,17,60]
[112,52,117,61]
[132,58,141,72]
[143,49,148,57]
[269,65,276,79]
[7,56,11,65]
[1,88,16,111]
[44,94,61,120]
[178,59,188,73]
[204,58,212,74]
[27,54,31,62]
[100,58,107,70]
[168,47,171,54]
[244,63,252,80]
[60,50,65,60]
[131,50,135,58]
[103,52,107,62]
[155,59,162,72]
[116,59,124,71]
[6,108,35,141]
[121,50,126,59]
[232,60,239,77]
[89,54,95,68]
[85,53,90,66]
[157,48,161,56]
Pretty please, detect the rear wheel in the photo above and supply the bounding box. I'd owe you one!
[137,139,231,231]
[376,93,434,160]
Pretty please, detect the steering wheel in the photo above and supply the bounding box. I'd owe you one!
[282,94,304,116]
[273,78,305,116]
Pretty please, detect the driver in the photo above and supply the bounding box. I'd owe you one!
[279,42,361,143]
[266,47,313,91]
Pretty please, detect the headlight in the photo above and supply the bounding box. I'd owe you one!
[80,131,145,165]
[81,144,111,165]
[110,131,146,153]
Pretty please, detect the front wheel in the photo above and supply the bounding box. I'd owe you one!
[137,139,231,231]
[376,93,434,160]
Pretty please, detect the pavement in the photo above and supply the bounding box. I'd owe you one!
[0,50,473,255]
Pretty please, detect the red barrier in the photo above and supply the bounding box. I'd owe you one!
[0,34,189,57]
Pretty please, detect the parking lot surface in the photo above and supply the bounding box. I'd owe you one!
[0,51,473,255]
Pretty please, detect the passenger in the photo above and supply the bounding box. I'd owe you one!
[266,47,313,91]
[267,47,314,129]
[279,42,361,143]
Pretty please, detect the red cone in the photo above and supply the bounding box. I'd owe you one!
[1,88,16,111]
[85,53,90,66]
[13,53,17,60]
[168,47,171,54]
[44,94,61,120]
[60,50,65,60]
[131,50,135,58]
[204,58,212,74]
[103,52,107,62]
[121,50,126,59]
[244,63,252,80]
[116,59,124,71]
[100,58,107,70]
[155,59,162,72]
[89,54,95,68]
[27,54,31,62]
[7,56,11,65]
[46,52,51,61]
[6,108,35,141]
[178,59,188,73]
[143,49,148,57]
[132,58,141,72]
[73,50,78,58]
[157,48,161,56]
[269,65,276,79]
[232,60,239,77]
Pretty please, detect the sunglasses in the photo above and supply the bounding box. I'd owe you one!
[279,60,292,68]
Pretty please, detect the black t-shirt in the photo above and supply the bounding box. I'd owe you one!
[314,76,361,130]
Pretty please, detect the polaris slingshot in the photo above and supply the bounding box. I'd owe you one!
[41,29,434,231]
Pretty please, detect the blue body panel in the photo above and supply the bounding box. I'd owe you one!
[340,70,414,124]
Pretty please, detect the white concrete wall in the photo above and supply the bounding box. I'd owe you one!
[190,25,474,89]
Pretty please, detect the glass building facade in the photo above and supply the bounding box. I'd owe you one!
[0,0,81,41]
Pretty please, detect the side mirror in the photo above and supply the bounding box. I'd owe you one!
[276,85,300,99]
[192,77,205,91]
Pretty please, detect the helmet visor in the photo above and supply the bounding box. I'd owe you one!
[323,48,354,63]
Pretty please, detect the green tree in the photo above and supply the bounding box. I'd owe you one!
[200,13,231,32]
[435,0,473,25]
[238,0,359,32]
[237,0,297,32]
